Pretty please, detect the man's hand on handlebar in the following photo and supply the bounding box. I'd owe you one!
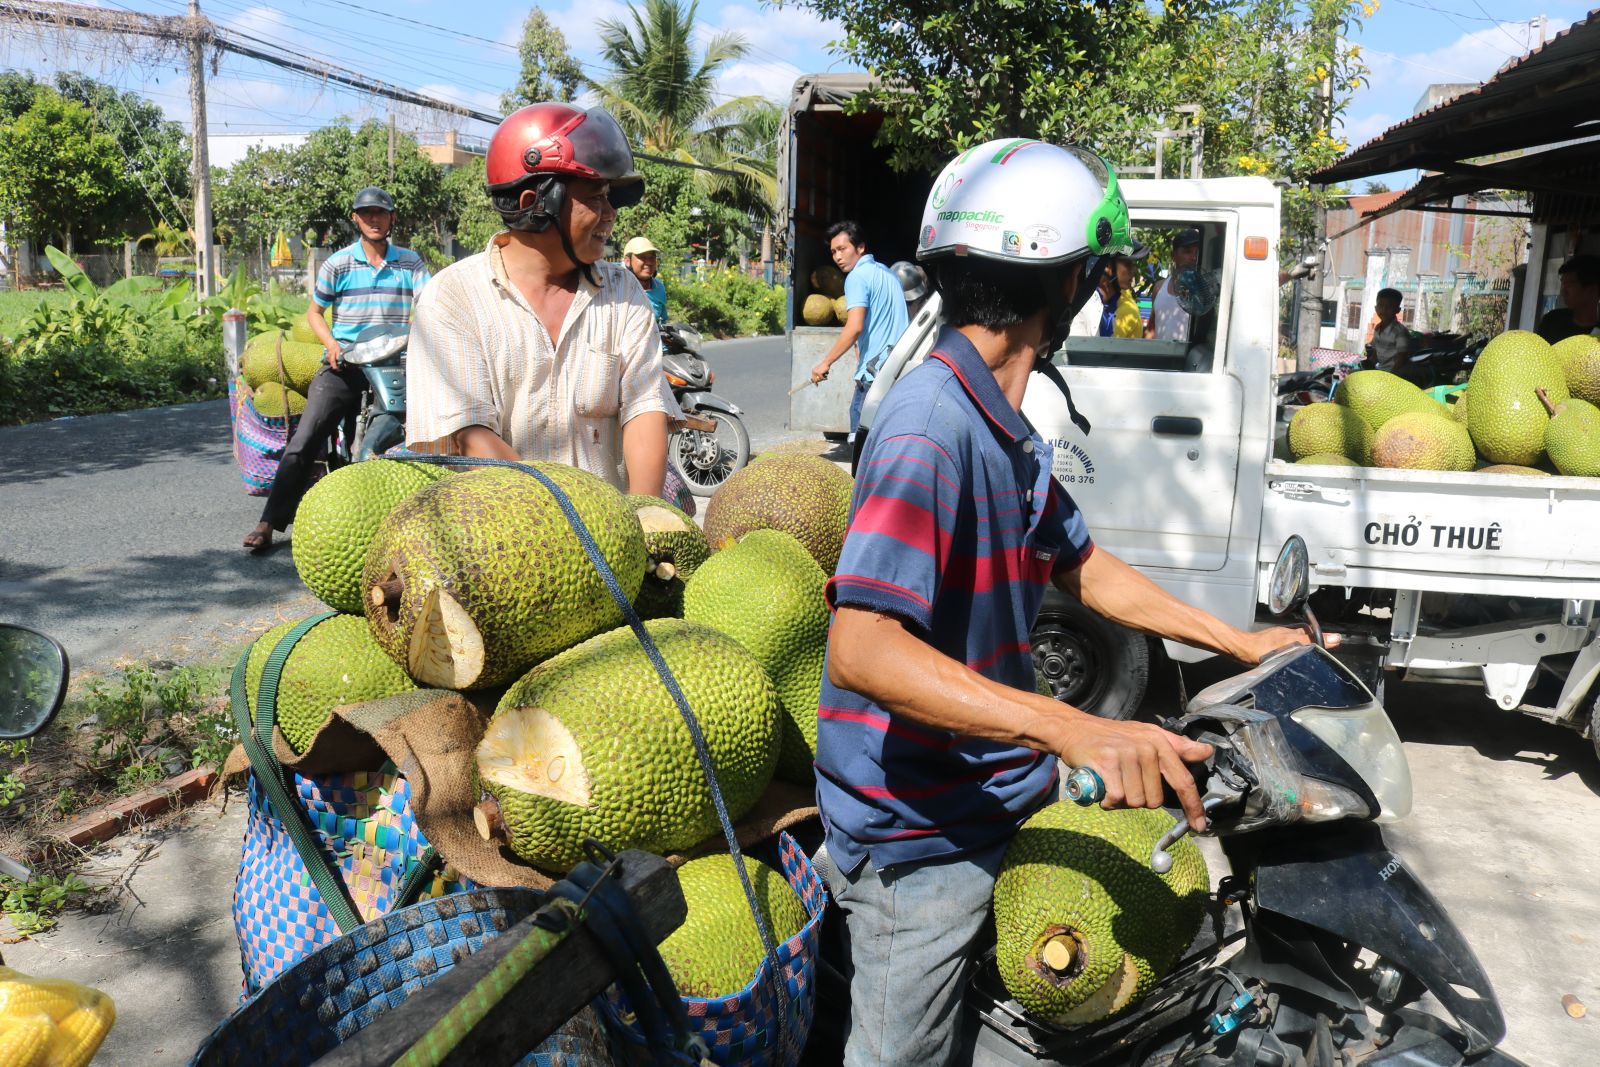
[1054,716,1214,831]
[1234,624,1337,664]
[325,344,343,371]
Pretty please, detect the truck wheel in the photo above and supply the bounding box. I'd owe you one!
[1031,591,1150,719]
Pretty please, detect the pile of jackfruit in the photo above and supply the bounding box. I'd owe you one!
[799,264,848,326]
[1287,332,1600,476]
[238,308,332,417]
[248,450,854,999]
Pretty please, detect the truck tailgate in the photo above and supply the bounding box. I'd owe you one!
[1261,460,1600,597]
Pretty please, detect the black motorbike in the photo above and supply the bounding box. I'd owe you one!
[958,536,1526,1066]
[661,322,750,496]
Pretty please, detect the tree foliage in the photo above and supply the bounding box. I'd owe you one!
[502,8,587,112]
[442,155,503,254]
[0,71,189,250]
[780,0,1368,252]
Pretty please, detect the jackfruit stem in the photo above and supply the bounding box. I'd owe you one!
[1041,935,1076,975]
[654,561,677,581]
[1535,387,1558,418]
[474,796,509,844]
[370,577,404,612]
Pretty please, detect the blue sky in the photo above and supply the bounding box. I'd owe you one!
[0,0,1591,186]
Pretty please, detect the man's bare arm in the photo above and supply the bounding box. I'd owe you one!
[827,606,1213,827]
[1054,548,1314,663]
[306,303,340,367]
[453,425,520,460]
[810,306,866,383]
[621,410,668,497]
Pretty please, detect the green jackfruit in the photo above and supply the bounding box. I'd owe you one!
[1370,411,1475,471]
[476,619,780,871]
[1451,390,1469,425]
[659,854,807,997]
[684,530,828,783]
[704,454,853,574]
[801,294,835,326]
[1294,453,1358,466]
[242,332,324,392]
[993,801,1208,1025]
[1336,370,1448,432]
[1287,402,1372,463]
[245,614,418,753]
[1537,389,1600,477]
[1476,464,1549,476]
[832,295,849,325]
[627,495,710,619]
[1466,331,1566,466]
[1552,333,1600,405]
[293,460,451,613]
[251,381,306,418]
[810,265,845,298]
[363,464,646,690]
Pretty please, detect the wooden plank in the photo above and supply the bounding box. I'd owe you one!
[313,849,685,1067]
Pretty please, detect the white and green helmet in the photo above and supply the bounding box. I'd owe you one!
[916,139,1131,267]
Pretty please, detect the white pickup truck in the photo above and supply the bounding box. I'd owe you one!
[860,176,1600,758]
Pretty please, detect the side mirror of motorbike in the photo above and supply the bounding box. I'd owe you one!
[0,625,70,740]
[1267,535,1311,617]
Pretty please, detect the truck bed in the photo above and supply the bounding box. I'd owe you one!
[1260,459,1600,598]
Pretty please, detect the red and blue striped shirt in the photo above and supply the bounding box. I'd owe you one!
[816,327,1095,874]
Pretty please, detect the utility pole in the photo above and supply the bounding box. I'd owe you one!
[387,112,396,182]
[1296,11,1338,371]
[187,0,217,299]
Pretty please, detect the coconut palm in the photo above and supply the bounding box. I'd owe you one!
[592,0,779,223]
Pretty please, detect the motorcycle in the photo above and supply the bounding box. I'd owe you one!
[956,536,1526,1066]
[330,322,409,465]
[661,322,750,496]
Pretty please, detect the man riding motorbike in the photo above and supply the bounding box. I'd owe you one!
[811,139,1312,1065]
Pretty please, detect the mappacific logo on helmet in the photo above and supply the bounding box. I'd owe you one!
[930,174,963,210]
[936,209,1005,224]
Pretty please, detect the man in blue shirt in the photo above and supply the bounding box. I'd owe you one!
[243,186,431,552]
[815,140,1311,1064]
[808,220,910,439]
[622,235,669,324]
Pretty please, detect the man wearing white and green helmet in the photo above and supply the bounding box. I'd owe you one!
[812,139,1311,1064]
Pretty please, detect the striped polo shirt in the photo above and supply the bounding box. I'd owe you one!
[815,326,1095,874]
[313,240,431,344]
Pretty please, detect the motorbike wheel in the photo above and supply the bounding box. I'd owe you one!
[670,411,751,497]
[1031,589,1150,719]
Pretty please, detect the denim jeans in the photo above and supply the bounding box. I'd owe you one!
[848,378,871,437]
[813,840,1008,1066]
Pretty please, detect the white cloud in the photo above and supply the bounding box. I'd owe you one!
[417,83,503,115]
[715,59,801,102]
[702,2,841,60]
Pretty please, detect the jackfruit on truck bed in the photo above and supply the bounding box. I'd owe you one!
[362,464,646,690]
[1287,402,1372,464]
[684,530,828,783]
[703,453,854,574]
[1370,410,1475,471]
[1537,388,1600,477]
[993,801,1208,1025]
[1465,331,1566,466]
[658,854,807,998]
[476,619,780,872]
[1294,453,1358,466]
[1552,333,1600,405]
[1336,370,1448,433]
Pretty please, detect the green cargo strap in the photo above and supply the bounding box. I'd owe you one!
[395,846,442,909]
[230,611,363,934]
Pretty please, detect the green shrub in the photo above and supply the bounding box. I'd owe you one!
[667,269,784,338]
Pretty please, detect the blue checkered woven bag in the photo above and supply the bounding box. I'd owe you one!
[193,889,616,1067]
[229,377,299,496]
[602,832,827,1066]
[233,767,477,997]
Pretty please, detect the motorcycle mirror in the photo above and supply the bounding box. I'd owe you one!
[0,625,69,740]
[1267,536,1311,617]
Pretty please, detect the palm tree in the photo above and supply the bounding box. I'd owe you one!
[593,0,779,225]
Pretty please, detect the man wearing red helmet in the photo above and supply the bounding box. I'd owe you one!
[405,103,674,494]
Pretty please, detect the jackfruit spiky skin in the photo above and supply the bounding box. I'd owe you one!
[801,294,835,326]
[1371,411,1475,471]
[245,614,418,753]
[478,619,780,872]
[659,854,807,997]
[362,464,646,691]
[703,454,853,574]
[293,460,450,613]
[832,295,849,325]
[1335,370,1450,432]
[1552,333,1600,405]
[251,381,306,418]
[626,495,710,619]
[1451,390,1469,425]
[684,530,828,783]
[1294,453,1358,466]
[1466,330,1567,466]
[994,801,1208,1025]
[1287,402,1372,464]
[1544,396,1600,476]
[242,332,324,392]
[1476,464,1550,476]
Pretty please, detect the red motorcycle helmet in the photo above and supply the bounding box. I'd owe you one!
[485,102,644,209]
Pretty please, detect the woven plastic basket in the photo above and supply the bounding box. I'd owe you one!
[230,377,299,496]
[194,888,614,1066]
[603,832,827,1066]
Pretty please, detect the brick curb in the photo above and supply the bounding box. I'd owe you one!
[52,767,219,849]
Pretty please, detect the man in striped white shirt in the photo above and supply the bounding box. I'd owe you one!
[405,103,672,495]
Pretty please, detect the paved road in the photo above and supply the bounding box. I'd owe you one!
[0,336,800,674]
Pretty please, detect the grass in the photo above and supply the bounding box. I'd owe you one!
[0,288,70,335]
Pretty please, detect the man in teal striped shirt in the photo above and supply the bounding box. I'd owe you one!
[243,186,431,552]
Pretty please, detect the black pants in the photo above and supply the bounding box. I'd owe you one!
[259,363,366,530]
